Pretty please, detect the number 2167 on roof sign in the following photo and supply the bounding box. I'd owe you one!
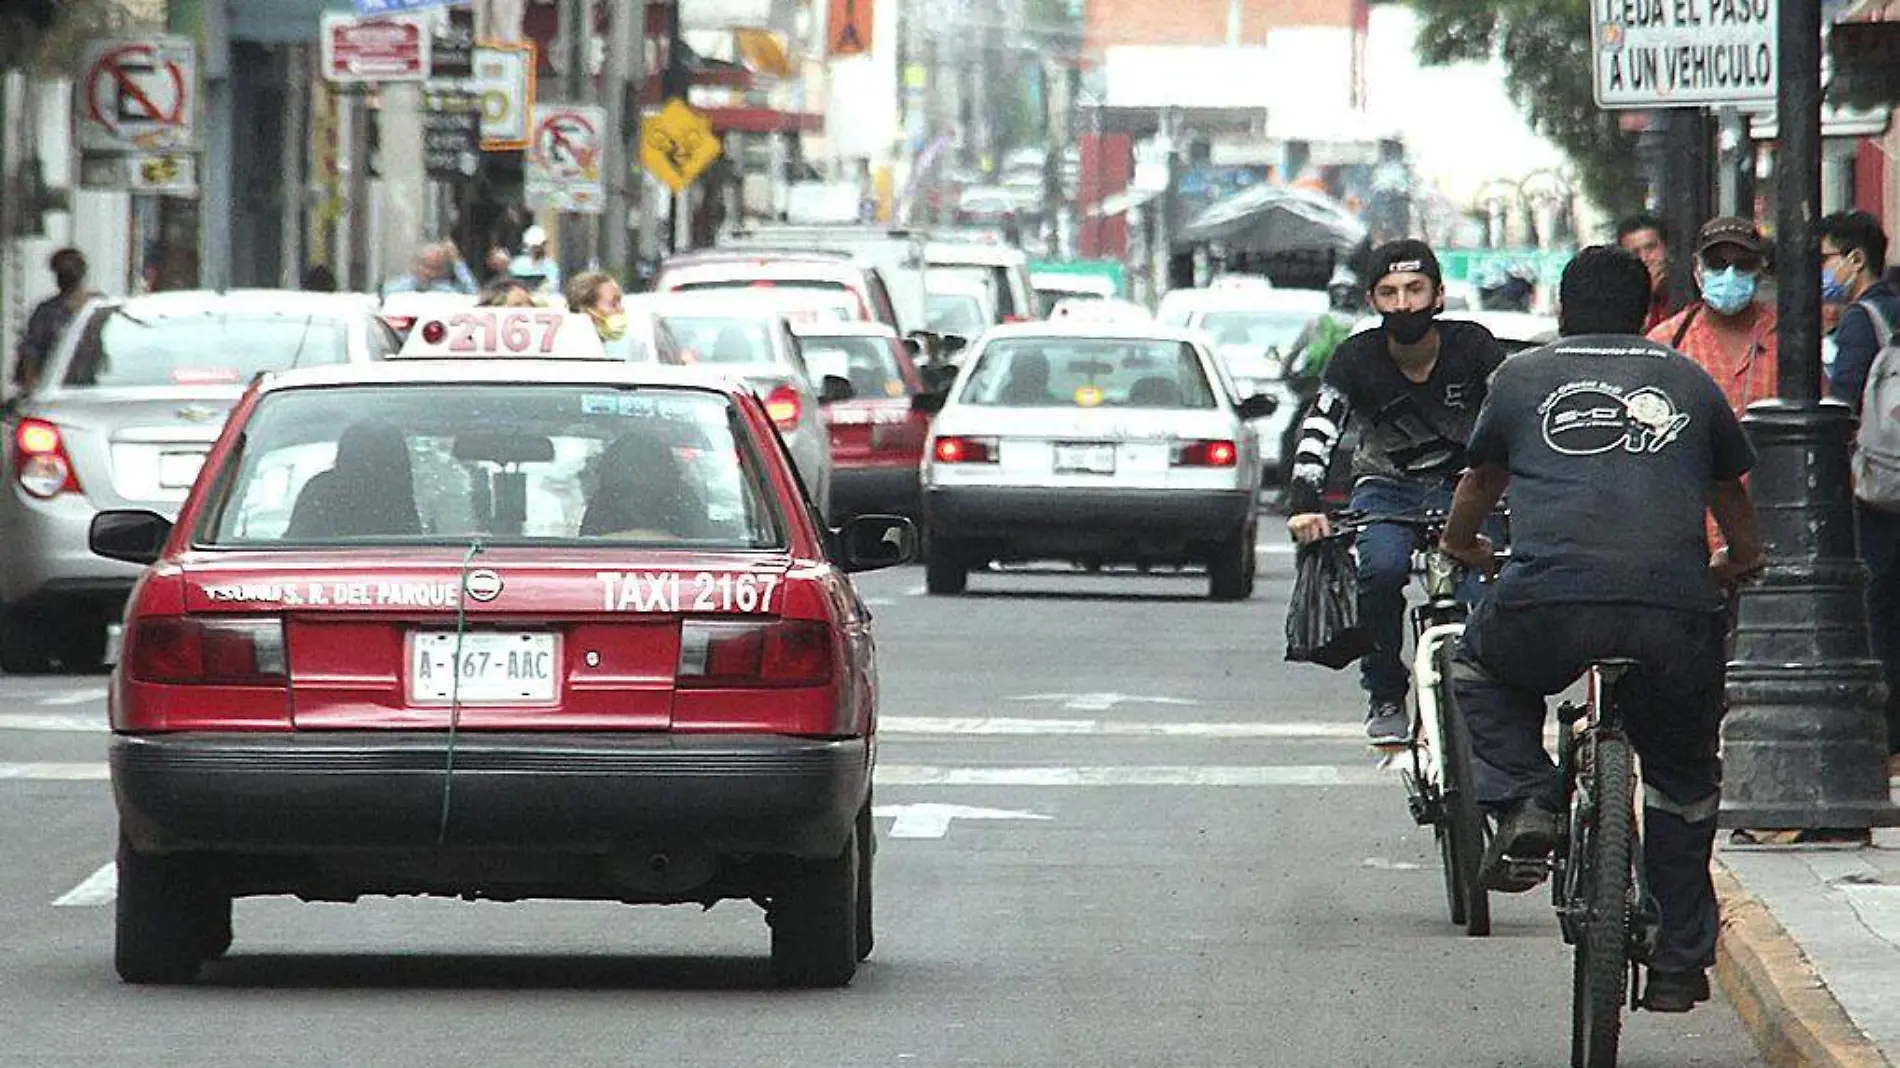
[1591,0,1777,109]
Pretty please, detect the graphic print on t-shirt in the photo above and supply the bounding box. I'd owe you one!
[1538,379,1691,456]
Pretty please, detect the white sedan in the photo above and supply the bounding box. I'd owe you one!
[916,321,1278,600]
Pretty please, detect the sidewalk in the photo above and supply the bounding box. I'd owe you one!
[1714,828,1900,1068]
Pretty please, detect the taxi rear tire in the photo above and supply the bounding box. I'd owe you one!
[925,540,968,595]
[1208,528,1256,601]
[115,838,214,984]
[856,801,875,961]
[769,826,860,988]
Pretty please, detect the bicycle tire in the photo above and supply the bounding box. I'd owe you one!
[1572,732,1636,1068]
[1433,643,1490,938]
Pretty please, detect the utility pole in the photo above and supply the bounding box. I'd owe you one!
[557,0,591,276]
[599,0,644,280]
[1659,108,1711,310]
[1720,0,1895,834]
[1040,53,1063,258]
[661,0,689,251]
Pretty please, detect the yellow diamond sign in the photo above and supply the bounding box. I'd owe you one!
[641,99,721,194]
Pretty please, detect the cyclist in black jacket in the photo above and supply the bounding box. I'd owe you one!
[1286,239,1506,744]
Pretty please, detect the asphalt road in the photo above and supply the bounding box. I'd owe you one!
[0,542,1765,1067]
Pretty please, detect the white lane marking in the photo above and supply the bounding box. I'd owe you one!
[0,762,108,780]
[1009,692,1200,712]
[861,598,896,607]
[1362,857,1425,871]
[875,764,1387,786]
[53,864,117,907]
[39,688,107,706]
[873,802,1053,839]
[881,716,1365,739]
[0,760,1388,787]
[0,713,105,733]
[1256,542,1297,554]
[903,584,928,596]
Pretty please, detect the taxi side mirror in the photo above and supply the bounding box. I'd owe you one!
[90,509,173,566]
[1237,393,1279,420]
[819,374,855,404]
[835,514,917,572]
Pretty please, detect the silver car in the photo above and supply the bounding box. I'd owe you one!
[0,289,398,672]
[622,292,845,521]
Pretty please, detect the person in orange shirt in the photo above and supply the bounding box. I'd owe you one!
[1647,217,1778,550]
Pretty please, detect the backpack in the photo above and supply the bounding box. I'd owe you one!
[1852,299,1900,510]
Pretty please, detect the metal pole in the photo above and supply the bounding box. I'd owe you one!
[599,0,642,279]
[199,0,232,291]
[1719,0,1894,833]
[1661,108,1711,310]
[558,0,591,276]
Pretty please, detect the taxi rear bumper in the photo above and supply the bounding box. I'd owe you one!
[924,486,1253,558]
[112,731,869,860]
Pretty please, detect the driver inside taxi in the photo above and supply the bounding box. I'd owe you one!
[581,429,717,541]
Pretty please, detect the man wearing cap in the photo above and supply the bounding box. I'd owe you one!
[510,225,563,295]
[1646,217,1779,551]
[1287,239,1508,744]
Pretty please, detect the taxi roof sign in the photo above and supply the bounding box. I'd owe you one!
[394,308,612,360]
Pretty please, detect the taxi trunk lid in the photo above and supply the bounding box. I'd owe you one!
[175,550,796,730]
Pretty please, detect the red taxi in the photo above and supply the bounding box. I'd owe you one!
[89,308,915,988]
[790,320,932,519]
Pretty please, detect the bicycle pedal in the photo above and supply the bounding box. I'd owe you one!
[1500,856,1550,883]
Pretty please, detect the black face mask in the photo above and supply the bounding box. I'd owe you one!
[1382,307,1436,345]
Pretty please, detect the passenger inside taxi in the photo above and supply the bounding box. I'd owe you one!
[998,351,1056,406]
[582,430,715,541]
[285,419,422,539]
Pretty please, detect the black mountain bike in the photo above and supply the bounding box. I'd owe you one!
[1332,509,1496,937]
[1551,659,1659,1068]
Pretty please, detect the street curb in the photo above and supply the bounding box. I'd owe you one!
[1712,862,1893,1068]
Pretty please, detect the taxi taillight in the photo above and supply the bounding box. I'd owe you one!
[1172,439,1239,468]
[765,385,802,430]
[13,418,81,497]
[130,617,287,685]
[677,619,833,688]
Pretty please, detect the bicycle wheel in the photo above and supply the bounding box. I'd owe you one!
[1571,732,1636,1068]
[1433,643,1490,938]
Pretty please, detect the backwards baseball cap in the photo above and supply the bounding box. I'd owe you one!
[1365,238,1443,292]
[1695,216,1765,257]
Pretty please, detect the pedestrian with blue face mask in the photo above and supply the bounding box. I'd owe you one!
[1646,217,1780,551]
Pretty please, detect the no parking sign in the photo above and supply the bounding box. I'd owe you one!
[76,37,197,153]
[525,104,604,213]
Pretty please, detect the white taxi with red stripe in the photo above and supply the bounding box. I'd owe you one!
[917,321,1278,599]
[89,354,915,988]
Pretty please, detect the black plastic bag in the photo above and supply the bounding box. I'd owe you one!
[1285,539,1374,669]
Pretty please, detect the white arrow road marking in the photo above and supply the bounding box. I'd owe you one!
[877,764,1388,786]
[54,864,117,907]
[0,713,105,732]
[873,802,1053,839]
[39,688,107,706]
[1009,693,1201,712]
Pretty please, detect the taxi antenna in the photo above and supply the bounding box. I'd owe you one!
[435,536,488,846]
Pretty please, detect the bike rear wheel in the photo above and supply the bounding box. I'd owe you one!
[1433,643,1490,938]
[1571,732,1636,1068]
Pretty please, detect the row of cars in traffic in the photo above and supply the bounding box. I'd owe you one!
[5,231,1556,988]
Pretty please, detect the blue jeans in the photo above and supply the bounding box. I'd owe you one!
[1348,476,1488,707]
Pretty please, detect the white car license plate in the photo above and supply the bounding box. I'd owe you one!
[1054,442,1116,474]
[158,451,206,489]
[408,632,559,705]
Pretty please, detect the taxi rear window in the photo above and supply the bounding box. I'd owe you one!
[656,315,778,366]
[959,339,1217,410]
[198,385,784,549]
[63,310,349,388]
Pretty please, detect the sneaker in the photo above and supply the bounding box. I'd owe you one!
[1479,799,1557,892]
[1642,968,1711,1013]
[1364,701,1409,746]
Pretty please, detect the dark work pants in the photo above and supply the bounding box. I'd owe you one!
[1347,477,1486,707]
[1855,500,1900,754]
[1452,600,1727,973]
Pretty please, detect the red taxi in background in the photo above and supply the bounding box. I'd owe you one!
[89,308,915,988]
[790,320,932,520]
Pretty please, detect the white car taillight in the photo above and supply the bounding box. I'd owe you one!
[764,385,802,431]
[1171,440,1239,468]
[14,418,81,498]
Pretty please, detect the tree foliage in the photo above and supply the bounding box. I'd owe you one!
[2,0,155,75]
[1403,0,1646,219]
